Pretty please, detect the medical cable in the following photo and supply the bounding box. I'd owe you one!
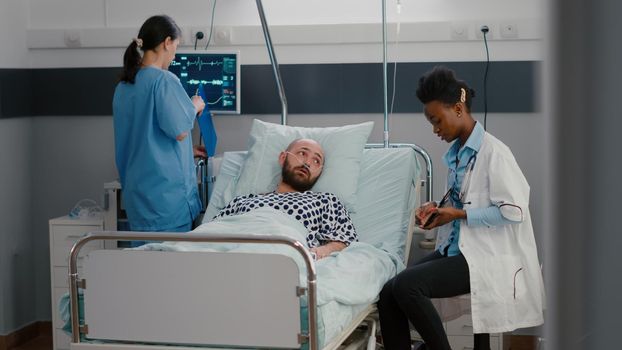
[193,31,204,50]
[285,151,314,171]
[389,0,402,120]
[203,0,218,50]
[68,199,103,219]
[481,25,490,130]
[457,154,477,205]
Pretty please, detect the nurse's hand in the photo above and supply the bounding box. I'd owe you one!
[193,145,207,158]
[192,95,206,115]
[415,201,437,225]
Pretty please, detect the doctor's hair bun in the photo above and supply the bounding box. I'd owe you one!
[416,66,475,111]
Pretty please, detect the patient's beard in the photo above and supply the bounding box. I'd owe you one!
[281,158,319,192]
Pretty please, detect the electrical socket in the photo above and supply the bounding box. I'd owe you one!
[213,27,231,45]
[476,24,492,40]
[450,23,469,41]
[64,30,81,48]
[190,27,208,45]
[500,23,518,39]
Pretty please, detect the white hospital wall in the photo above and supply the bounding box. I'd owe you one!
[30,116,119,323]
[25,0,543,67]
[15,0,546,325]
[0,0,35,336]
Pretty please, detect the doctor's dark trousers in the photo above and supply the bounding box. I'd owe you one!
[378,250,490,350]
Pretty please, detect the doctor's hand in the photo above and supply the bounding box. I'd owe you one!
[193,145,207,158]
[420,207,467,230]
[191,95,206,115]
[415,201,438,225]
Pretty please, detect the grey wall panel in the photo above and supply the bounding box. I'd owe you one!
[242,61,536,114]
[388,61,536,113]
[31,68,120,116]
[0,61,536,118]
[0,69,33,118]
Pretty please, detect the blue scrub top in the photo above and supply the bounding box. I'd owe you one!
[113,66,202,231]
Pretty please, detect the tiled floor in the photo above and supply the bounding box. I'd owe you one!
[11,335,52,350]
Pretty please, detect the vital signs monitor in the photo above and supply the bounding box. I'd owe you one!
[168,51,240,114]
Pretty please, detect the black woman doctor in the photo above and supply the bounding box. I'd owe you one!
[378,66,544,350]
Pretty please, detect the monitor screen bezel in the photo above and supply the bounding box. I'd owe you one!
[171,50,241,115]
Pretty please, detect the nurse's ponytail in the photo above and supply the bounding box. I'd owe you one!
[120,40,142,84]
[119,15,182,84]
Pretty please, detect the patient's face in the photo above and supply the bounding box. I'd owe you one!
[281,140,324,192]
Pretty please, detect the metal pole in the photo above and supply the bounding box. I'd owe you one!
[256,0,288,125]
[196,158,208,211]
[382,0,389,147]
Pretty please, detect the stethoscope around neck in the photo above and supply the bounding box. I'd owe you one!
[449,152,477,206]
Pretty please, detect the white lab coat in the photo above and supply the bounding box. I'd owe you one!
[434,132,545,334]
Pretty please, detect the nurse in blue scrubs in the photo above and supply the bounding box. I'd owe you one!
[113,15,206,232]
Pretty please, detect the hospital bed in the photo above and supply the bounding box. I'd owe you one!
[63,141,432,350]
[62,2,435,349]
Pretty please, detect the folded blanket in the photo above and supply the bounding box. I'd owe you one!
[135,208,403,305]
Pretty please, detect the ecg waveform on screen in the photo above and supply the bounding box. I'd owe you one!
[185,57,223,71]
[171,57,225,72]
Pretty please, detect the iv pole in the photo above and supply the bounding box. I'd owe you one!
[382,0,390,148]
[255,0,288,125]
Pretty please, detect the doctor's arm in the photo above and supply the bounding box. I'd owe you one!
[420,205,519,229]
[466,206,520,227]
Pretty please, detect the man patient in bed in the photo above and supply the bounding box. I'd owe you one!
[213,138,357,260]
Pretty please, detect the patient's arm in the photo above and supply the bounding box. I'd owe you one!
[310,241,347,260]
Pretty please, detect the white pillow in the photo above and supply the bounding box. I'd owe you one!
[203,151,247,223]
[234,119,374,212]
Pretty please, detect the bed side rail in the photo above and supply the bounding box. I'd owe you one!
[365,143,435,262]
[69,231,319,350]
[365,143,432,203]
